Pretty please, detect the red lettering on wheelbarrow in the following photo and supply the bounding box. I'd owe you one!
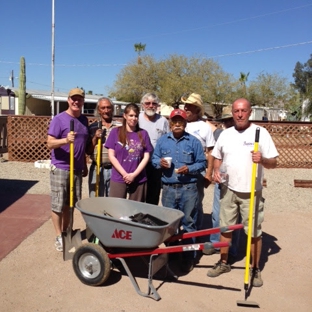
[112,229,132,240]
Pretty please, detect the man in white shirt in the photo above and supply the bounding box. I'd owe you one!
[182,93,215,229]
[207,98,279,288]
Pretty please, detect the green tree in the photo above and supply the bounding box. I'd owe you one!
[134,42,146,64]
[18,56,26,115]
[110,54,237,116]
[110,55,159,102]
[292,54,312,97]
[247,72,292,108]
[239,72,249,96]
[292,54,312,117]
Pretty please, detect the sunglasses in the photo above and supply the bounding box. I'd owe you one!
[144,102,158,106]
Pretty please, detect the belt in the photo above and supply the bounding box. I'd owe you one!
[163,182,195,188]
[92,161,112,169]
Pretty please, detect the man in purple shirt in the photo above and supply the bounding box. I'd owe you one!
[47,88,89,252]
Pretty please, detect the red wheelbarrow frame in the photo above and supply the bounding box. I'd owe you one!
[105,224,243,300]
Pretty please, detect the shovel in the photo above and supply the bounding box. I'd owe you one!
[95,120,102,197]
[62,119,82,261]
[86,120,102,244]
[237,127,260,308]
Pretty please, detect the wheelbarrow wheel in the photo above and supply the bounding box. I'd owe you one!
[72,243,111,286]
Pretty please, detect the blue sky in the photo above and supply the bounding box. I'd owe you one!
[0,0,311,96]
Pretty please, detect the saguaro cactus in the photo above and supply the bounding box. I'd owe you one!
[18,56,26,115]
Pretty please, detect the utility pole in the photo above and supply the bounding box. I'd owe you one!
[51,0,55,118]
[10,70,14,87]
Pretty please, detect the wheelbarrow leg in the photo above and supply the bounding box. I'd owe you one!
[116,255,166,301]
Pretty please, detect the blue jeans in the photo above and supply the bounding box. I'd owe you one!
[162,183,198,259]
[194,171,205,230]
[88,163,112,197]
[210,183,240,257]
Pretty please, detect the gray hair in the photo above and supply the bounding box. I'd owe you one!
[140,93,160,105]
[94,97,114,117]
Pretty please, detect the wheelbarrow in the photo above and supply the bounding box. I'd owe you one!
[72,197,243,301]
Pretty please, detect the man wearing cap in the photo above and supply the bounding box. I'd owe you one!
[47,88,89,252]
[152,109,206,272]
[181,93,215,230]
[138,93,169,205]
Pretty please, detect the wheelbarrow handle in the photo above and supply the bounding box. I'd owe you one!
[165,224,243,243]
[108,241,231,259]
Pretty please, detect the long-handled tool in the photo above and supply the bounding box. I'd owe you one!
[95,120,102,197]
[88,120,102,244]
[63,119,82,261]
[237,127,260,308]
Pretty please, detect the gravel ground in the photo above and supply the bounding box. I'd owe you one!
[1,156,312,311]
[1,157,312,212]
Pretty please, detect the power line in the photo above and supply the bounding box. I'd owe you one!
[1,3,310,50]
[1,40,311,67]
[208,40,312,59]
[0,60,127,67]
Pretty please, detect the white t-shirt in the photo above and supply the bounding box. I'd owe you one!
[139,112,169,148]
[186,120,215,151]
[212,123,279,192]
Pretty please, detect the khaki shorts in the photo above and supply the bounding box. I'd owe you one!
[219,185,264,238]
[50,167,82,213]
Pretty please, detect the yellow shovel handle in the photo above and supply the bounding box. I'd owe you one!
[69,119,74,208]
[95,121,102,197]
[244,127,260,288]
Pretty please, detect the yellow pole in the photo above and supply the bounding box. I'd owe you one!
[244,127,260,293]
[95,121,101,197]
[69,119,74,209]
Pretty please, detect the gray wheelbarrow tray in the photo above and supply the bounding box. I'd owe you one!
[76,197,184,249]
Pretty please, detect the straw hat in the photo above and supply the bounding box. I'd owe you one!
[180,93,204,117]
[216,105,233,121]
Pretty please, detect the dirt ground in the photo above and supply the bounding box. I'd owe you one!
[0,168,312,311]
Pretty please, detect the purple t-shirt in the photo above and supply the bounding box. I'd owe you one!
[48,111,89,170]
[105,127,153,183]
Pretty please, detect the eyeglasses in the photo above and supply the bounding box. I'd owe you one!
[99,106,112,110]
[144,102,158,106]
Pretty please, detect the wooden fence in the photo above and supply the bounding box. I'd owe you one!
[5,116,312,168]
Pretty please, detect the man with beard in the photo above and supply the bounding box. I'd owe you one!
[152,109,206,272]
[139,93,169,205]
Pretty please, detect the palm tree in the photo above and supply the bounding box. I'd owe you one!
[239,72,249,96]
[134,43,146,64]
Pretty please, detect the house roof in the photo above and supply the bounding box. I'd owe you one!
[12,88,127,105]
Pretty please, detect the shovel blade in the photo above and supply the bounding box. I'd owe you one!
[236,300,260,308]
[62,229,82,261]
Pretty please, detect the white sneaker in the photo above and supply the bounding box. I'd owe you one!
[54,235,63,252]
